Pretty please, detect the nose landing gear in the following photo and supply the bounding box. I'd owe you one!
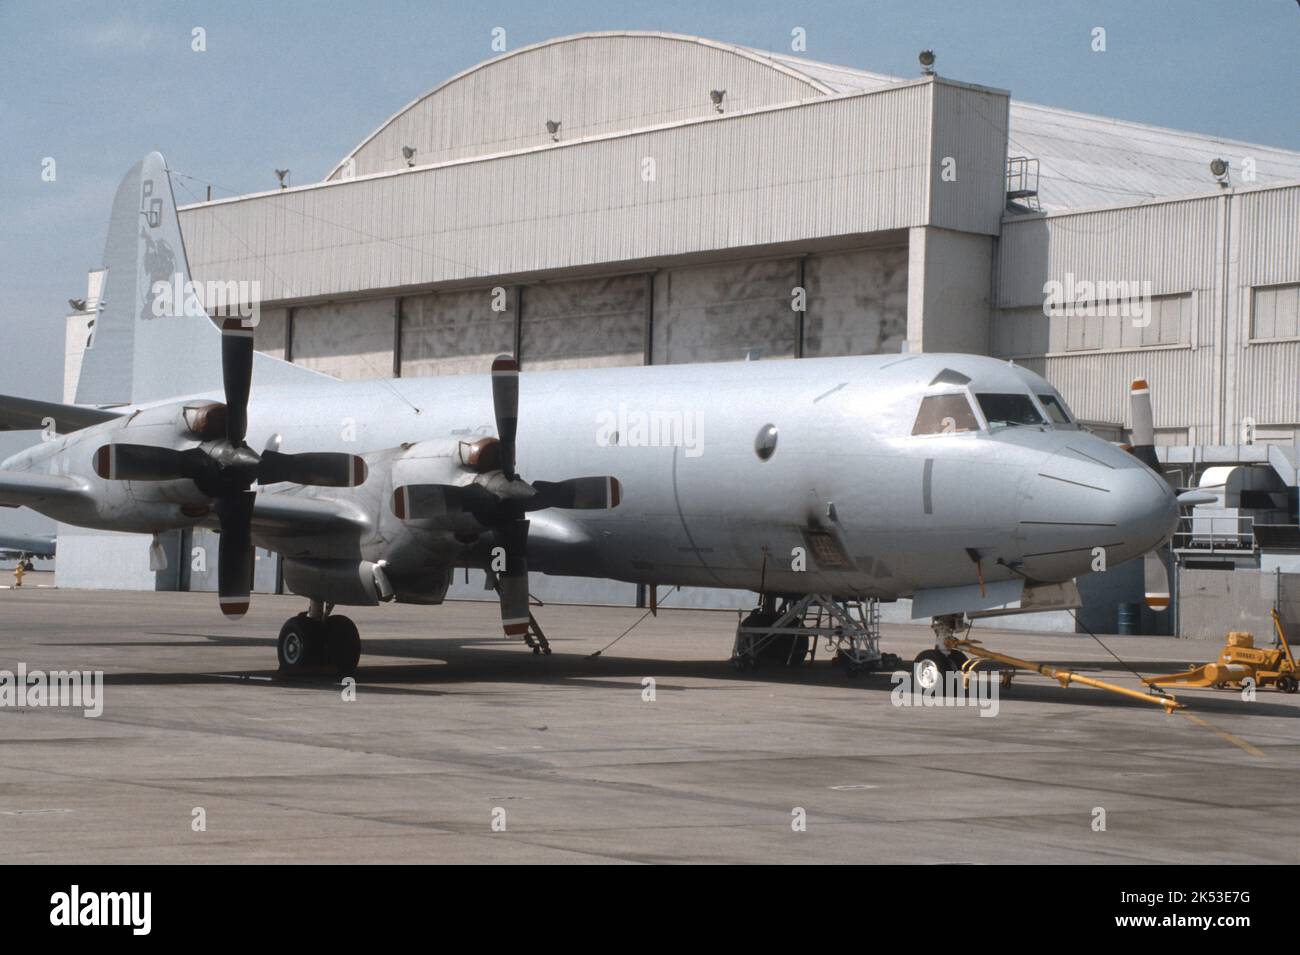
[911,614,970,694]
[277,600,360,678]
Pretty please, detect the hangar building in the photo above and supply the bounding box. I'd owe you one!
[57,32,1300,635]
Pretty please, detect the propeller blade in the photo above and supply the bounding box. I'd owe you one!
[528,476,622,510]
[215,489,255,619]
[491,355,519,479]
[1144,547,1171,612]
[391,483,495,520]
[496,518,530,636]
[259,450,367,488]
[1128,379,1161,473]
[93,444,206,482]
[221,319,255,444]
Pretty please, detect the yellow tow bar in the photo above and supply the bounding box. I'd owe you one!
[947,638,1184,714]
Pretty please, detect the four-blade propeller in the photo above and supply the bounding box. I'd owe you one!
[93,319,366,619]
[391,355,622,638]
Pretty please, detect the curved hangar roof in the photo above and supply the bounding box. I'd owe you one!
[328,31,1300,212]
[326,31,896,181]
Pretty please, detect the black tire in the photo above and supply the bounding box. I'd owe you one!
[744,610,808,667]
[754,632,808,667]
[325,615,361,677]
[1279,674,1298,694]
[278,617,316,671]
[947,649,968,671]
[913,649,952,695]
[736,610,773,668]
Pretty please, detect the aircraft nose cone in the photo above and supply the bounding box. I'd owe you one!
[1019,442,1178,581]
[1108,464,1179,557]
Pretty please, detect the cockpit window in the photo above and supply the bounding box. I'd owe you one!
[976,393,1046,428]
[1037,393,1072,424]
[912,393,979,435]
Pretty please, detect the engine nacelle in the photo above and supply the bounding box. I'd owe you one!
[282,558,391,606]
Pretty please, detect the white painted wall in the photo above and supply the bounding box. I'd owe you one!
[55,526,156,590]
[906,225,993,355]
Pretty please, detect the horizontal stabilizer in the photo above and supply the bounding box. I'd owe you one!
[0,394,122,434]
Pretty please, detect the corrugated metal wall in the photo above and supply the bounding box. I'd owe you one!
[181,83,947,304]
[994,185,1300,442]
[333,33,826,177]
[929,81,1010,236]
[996,196,1219,308]
[1235,185,1300,432]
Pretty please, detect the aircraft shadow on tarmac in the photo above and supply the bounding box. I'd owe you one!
[64,629,1299,718]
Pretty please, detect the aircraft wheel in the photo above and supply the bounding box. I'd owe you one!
[325,615,361,677]
[756,633,808,667]
[278,616,318,671]
[913,650,952,694]
[947,649,968,671]
[740,609,808,667]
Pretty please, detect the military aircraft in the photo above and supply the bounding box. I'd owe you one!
[0,154,1182,679]
[0,530,55,567]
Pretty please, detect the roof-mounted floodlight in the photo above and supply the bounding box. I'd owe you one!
[1209,157,1229,185]
[274,168,289,189]
[401,145,417,167]
[919,50,936,75]
[710,89,726,112]
[545,119,561,141]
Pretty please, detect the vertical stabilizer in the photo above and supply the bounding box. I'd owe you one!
[75,152,327,406]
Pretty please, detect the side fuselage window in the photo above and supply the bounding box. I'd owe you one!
[977,393,1046,428]
[912,393,980,435]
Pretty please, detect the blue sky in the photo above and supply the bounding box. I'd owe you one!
[1,0,1298,532]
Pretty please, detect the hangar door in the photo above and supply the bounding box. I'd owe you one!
[519,275,647,371]
[652,258,800,364]
[292,299,396,380]
[401,287,516,378]
[802,246,908,357]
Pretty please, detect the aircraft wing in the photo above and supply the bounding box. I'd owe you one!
[0,471,91,509]
[0,394,123,433]
[251,494,370,538]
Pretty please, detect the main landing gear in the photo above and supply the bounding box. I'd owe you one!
[277,599,361,678]
[731,594,901,677]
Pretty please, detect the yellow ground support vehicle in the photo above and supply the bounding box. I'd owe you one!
[1143,610,1299,694]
